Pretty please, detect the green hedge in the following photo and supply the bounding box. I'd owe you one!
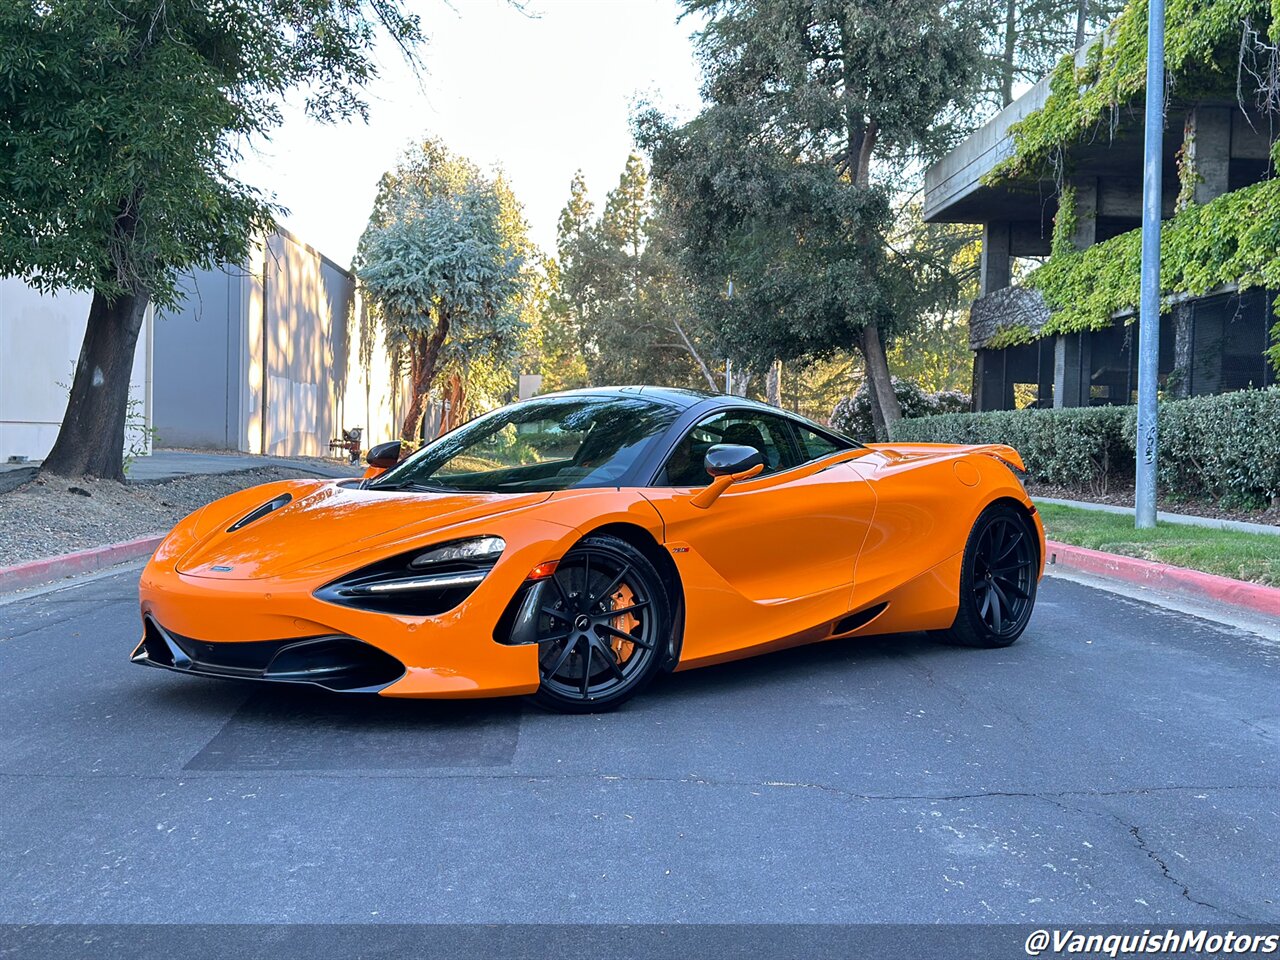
[889,387,1280,504]
[1131,388,1280,505]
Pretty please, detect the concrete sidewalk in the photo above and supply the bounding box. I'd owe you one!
[1,449,360,491]
[1034,495,1279,536]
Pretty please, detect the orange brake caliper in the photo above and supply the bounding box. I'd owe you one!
[608,583,639,664]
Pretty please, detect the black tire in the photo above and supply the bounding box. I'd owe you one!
[940,502,1039,648]
[527,534,671,714]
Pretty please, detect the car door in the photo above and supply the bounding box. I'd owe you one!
[641,408,877,666]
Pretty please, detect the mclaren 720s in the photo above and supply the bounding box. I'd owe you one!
[134,386,1046,713]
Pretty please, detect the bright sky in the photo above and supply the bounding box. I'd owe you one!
[234,0,706,269]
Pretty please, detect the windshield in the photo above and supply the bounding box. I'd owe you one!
[369,395,681,494]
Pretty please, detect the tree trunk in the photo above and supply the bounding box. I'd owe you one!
[40,288,149,481]
[860,322,902,440]
[1074,0,1088,48]
[1001,0,1018,106]
[672,315,718,391]
[399,316,451,444]
[766,359,782,407]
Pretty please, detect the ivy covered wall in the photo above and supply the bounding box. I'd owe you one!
[979,0,1280,372]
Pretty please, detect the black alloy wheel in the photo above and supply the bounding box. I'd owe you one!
[529,534,670,713]
[942,503,1039,648]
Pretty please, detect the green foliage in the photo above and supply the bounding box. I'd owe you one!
[986,324,1036,348]
[1120,387,1280,505]
[548,157,715,390]
[1050,183,1078,259]
[640,0,983,383]
[0,0,423,308]
[985,0,1268,184]
[973,0,1128,111]
[1023,178,1280,341]
[357,138,528,432]
[892,387,1280,503]
[892,404,1130,489]
[1037,503,1278,585]
[831,379,971,442]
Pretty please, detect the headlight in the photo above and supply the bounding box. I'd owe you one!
[314,537,505,616]
[410,536,505,568]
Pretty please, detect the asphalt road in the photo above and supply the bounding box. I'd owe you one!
[0,569,1277,954]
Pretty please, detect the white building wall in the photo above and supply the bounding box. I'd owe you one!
[0,278,153,463]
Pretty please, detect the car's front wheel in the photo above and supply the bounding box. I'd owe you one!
[528,535,671,713]
[941,502,1039,648]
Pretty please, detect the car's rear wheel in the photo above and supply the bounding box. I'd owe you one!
[941,502,1039,648]
[528,535,670,713]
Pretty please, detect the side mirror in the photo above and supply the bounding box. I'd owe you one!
[704,444,765,477]
[363,440,402,479]
[690,444,766,509]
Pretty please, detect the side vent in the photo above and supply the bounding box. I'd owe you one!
[832,603,889,637]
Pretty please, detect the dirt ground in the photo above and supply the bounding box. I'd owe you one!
[0,467,332,568]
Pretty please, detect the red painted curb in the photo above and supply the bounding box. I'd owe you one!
[0,535,163,595]
[1046,539,1280,620]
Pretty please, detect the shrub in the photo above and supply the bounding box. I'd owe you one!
[1122,387,1280,507]
[830,379,972,441]
[890,386,1280,503]
[891,405,1128,490]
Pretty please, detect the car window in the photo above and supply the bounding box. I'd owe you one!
[660,410,799,487]
[370,396,680,493]
[791,421,846,463]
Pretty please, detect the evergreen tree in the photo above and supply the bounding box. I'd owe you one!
[642,0,982,436]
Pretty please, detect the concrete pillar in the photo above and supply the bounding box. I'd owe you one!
[1053,333,1088,408]
[980,221,1011,296]
[1069,178,1098,249]
[1182,107,1231,205]
[1171,302,1194,397]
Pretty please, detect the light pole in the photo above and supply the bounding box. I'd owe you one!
[1135,0,1165,529]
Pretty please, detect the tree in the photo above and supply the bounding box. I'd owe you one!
[641,0,981,436]
[979,0,1126,109]
[548,158,717,391]
[357,139,526,444]
[0,0,424,480]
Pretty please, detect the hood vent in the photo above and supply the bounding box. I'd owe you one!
[226,493,293,533]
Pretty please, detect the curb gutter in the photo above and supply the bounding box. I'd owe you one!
[1046,539,1280,621]
[0,535,163,595]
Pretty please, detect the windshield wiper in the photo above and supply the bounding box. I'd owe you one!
[367,480,455,493]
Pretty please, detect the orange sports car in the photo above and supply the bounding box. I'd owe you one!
[134,387,1045,712]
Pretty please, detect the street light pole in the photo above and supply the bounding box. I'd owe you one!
[1135,0,1165,529]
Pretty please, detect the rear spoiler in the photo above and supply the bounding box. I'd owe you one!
[965,444,1027,473]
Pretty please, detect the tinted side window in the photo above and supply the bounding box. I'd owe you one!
[661,410,799,486]
[791,422,846,463]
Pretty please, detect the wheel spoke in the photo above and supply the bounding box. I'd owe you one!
[995,531,1024,563]
[599,623,654,650]
[549,572,571,606]
[579,641,593,698]
[607,601,650,618]
[594,565,630,606]
[995,576,1029,600]
[979,585,992,620]
[541,605,571,622]
[989,584,1004,632]
[545,634,580,679]
[592,637,626,681]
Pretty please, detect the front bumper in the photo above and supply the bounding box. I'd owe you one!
[137,550,549,699]
[132,617,406,693]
